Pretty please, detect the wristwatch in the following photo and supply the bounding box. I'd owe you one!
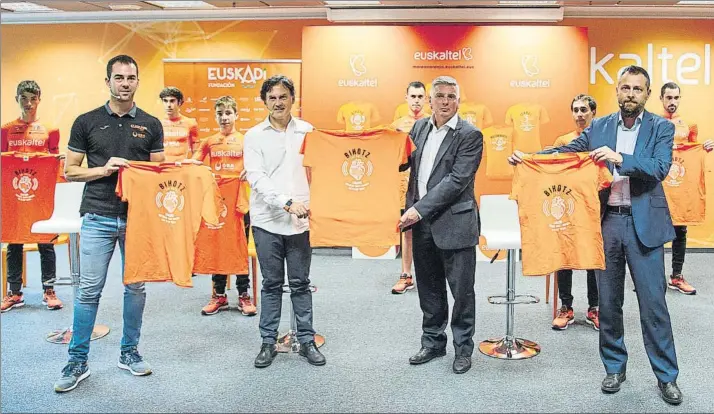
[284,199,293,212]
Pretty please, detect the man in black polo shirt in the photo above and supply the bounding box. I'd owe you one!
[54,55,165,393]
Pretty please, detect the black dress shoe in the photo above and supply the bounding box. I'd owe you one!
[299,341,326,366]
[409,347,447,365]
[452,356,471,374]
[254,343,277,368]
[658,381,683,405]
[601,372,627,393]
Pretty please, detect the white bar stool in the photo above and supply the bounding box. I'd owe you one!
[32,182,110,344]
[478,195,540,360]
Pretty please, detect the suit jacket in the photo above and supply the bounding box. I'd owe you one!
[542,110,675,248]
[404,116,484,250]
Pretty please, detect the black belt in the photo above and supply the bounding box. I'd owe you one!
[607,205,632,215]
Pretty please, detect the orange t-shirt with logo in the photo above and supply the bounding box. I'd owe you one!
[1,152,59,243]
[483,125,515,179]
[459,103,493,130]
[505,103,550,153]
[194,176,250,275]
[663,113,698,144]
[301,128,414,247]
[116,162,222,287]
[193,131,244,176]
[337,101,381,132]
[510,153,613,276]
[161,115,199,162]
[663,143,707,225]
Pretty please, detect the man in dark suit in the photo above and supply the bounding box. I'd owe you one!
[508,65,682,405]
[399,76,483,374]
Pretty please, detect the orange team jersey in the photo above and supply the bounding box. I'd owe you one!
[116,162,222,287]
[663,143,707,225]
[193,131,244,176]
[1,118,60,154]
[161,115,199,161]
[1,152,59,243]
[505,103,550,153]
[301,128,414,247]
[662,113,698,144]
[391,112,428,133]
[510,153,613,276]
[552,130,578,148]
[337,101,381,132]
[459,103,493,130]
[393,103,431,122]
[483,125,515,179]
[194,176,250,275]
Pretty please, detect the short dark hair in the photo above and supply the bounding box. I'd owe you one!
[16,80,41,97]
[106,54,139,80]
[571,94,597,113]
[619,65,650,90]
[159,86,184,104]
[660,81,680,98]
[406,81,426,94]
[260,75,295,103]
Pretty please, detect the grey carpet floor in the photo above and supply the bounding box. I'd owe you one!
[1,245,712,413]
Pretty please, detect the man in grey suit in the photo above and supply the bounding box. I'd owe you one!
[508,66,682,405]
[399,76,483,374]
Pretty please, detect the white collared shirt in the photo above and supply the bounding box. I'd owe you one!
[608,111,643,207]
[417,113,459,199]
[244,116,313,235]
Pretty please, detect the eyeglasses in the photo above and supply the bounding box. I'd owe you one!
[433,93,458,102]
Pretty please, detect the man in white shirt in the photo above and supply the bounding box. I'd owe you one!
[399,76,484,374]
[244,75,325,368]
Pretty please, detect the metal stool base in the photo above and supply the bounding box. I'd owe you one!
[276,332,325,353]
[479,336,540,360]
[46,324,111,344]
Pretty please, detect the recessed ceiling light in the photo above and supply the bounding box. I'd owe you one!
[676,1,714,5]
[0,2,59,12]
[144,1,215,8]
[109,4,143,10]
[499,1,560,5]
[325,1,382,6]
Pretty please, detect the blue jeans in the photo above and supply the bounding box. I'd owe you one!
[68,213,146,363]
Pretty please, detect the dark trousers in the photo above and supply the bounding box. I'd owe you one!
[212,211,251,295]
[556,269,598,309]
[213,274,249,295]
[412,219,476,357]
[6,243,56,292]
[597,212,678,383]
[253,226,315,345]
[671,225,687,275]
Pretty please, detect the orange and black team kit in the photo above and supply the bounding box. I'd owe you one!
[161,115,199,162]
[301,128,414,247]
[663,143,707,226]
[1,152,60,244]
[510,153,613,276]
[116,162,222,287]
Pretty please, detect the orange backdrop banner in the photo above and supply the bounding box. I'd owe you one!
[163,60,301,137]
[302,25,589,252]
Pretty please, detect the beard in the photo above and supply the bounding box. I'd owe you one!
[618,100,645,118]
